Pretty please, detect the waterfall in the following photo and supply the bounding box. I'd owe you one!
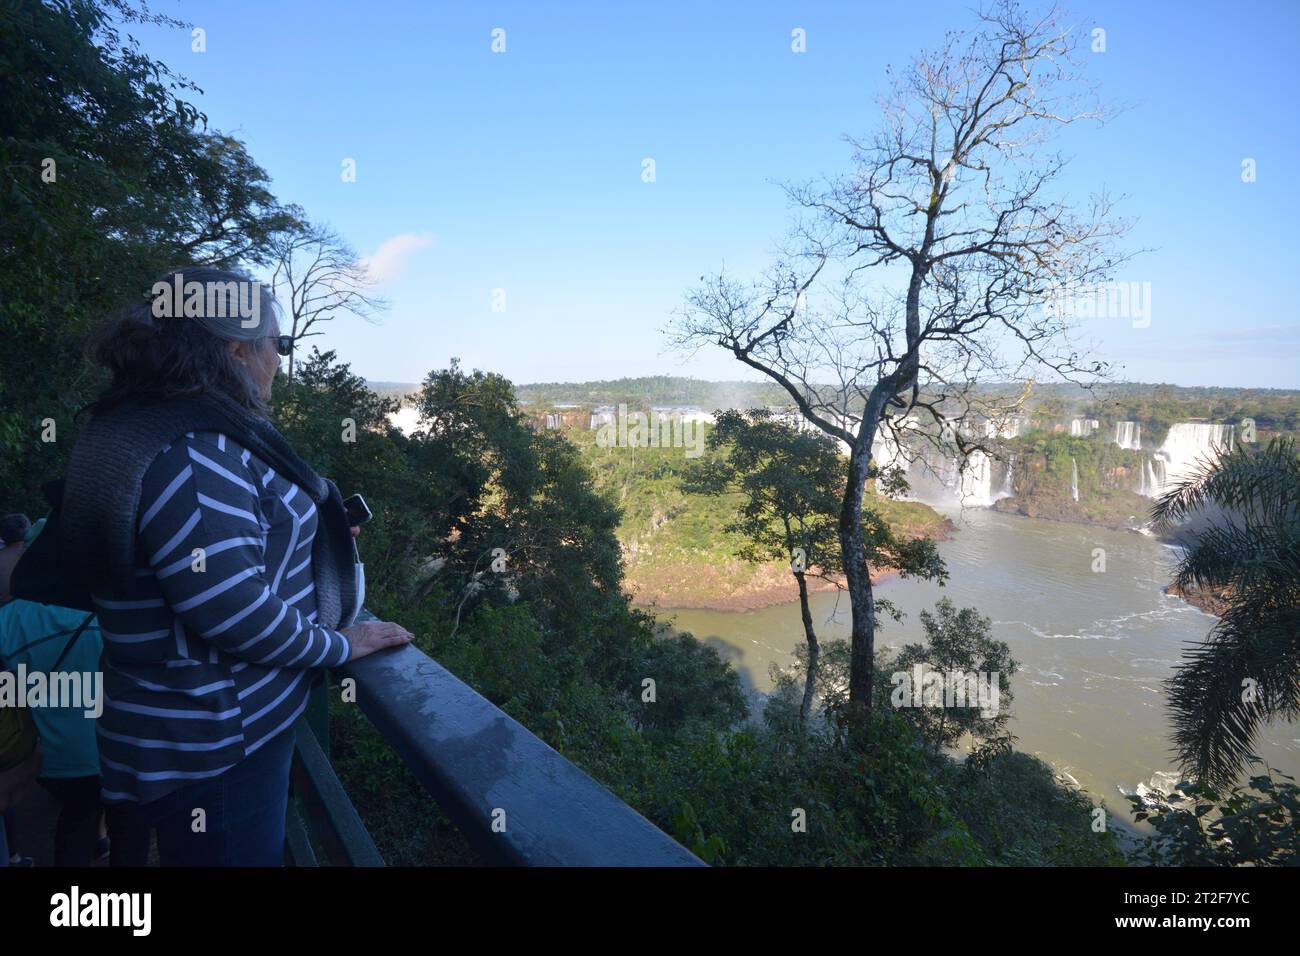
[1070,418,1100,437]
[1138,457,1155,496]
[1135,423,1233,498]
[1000,455,1015,498]
[985,417,1025,440]
[870,433,907,493]
[958,451,995,507]
[1114,421,1142,450]
[873,429,1013,509]
[388,406,421,436]
[891,445,997,507]
[1070,458,1079,502]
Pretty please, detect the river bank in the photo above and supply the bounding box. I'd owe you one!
[1164,581,1230,617]
[626,558,901,611]
[623,512,956,611]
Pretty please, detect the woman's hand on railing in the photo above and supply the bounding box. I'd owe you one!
[341,620,414,661]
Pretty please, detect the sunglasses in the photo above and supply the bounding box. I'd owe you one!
[267,334,294,357]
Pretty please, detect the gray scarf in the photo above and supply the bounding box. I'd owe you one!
[59,391,358,629]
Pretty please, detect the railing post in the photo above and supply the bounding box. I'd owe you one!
[306,675,329,753]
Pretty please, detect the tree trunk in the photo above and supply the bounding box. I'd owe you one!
[286,315,301,383]
[840,444,877,717]
[794,570,819,724]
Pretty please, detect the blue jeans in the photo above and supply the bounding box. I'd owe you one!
[1,807,15,863]
[126,728,295,866]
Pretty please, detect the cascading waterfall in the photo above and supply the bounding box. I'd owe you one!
[870,433,907,484]
[1136,422,1234,498]
[879,443,1000,507]
[1149,458,1166,492]
[868,418,1018,508]
[984,417,1026,440]
[957,450,1001,507]
[1114,421,1142,450]
[879,418,1237,508]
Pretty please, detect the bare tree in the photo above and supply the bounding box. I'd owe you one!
[268,222,388,380]
[671,2,1132,717]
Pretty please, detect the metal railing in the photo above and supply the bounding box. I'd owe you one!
[289,612,704,867]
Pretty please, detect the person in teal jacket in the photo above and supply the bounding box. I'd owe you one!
[0,517,105,866]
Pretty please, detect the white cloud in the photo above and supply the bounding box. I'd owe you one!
[362,232,435,284]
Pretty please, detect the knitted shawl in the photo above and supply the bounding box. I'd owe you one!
[58,391,358,630]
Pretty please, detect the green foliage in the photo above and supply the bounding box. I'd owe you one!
[619,703,1120,866]
[683,408,844,575]
[1008,430,1145,498]
[671,801,727,864]
[285,350,1114,868]
[684,408,947,585]
[945,750,1124,866]
[631,633,748,735]
[0,0,299,512]
[887,599,1019,753]
[1126,768,1300,866]
[568,417,950,608]
[516,375,794,410]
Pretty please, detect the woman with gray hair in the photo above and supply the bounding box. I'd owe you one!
[58,267,413,866]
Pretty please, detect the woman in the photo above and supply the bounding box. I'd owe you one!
[58,267,413,866]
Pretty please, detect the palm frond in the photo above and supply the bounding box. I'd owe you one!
[1157,436,1300,786]
[1173,519,1300,593]
[1168,597,1300,786]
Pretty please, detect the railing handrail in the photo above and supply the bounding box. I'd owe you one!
[338,636,705,867]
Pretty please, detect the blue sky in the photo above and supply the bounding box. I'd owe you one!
[128,0,1300,388]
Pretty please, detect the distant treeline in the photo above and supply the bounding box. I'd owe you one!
[502,378,1300,438]
[514,376,801,410]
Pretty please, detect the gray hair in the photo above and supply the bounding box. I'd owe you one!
[87,267,282,416]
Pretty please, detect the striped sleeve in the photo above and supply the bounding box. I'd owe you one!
[136,433,352,669]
